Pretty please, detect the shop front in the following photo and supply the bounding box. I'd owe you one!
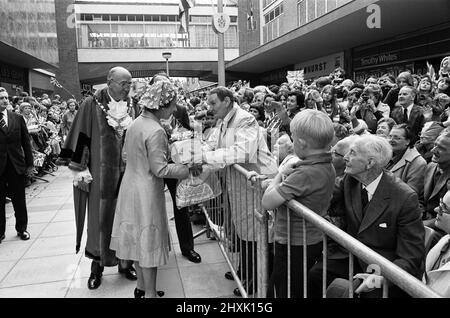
[294,52,345,80]
[0,62,28,96]
[352,24,450,83]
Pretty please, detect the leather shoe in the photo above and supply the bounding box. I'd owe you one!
[87,273,102,290]
[233,279,254,297]
[134,288,165,298]
[182,250,201,263]
[225,271,234,281]
[119,266,137,281]
[0,234,5,243]
[17,231,30,240]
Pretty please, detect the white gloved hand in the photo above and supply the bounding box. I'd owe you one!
[71,168,93,187]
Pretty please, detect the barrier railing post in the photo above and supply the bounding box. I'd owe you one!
[303,216,307,298]
[349,253,354,298]
[322,234,327,298]
[287,207,291,298]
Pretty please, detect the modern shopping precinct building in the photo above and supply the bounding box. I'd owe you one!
[73,0,239,87]
[228,0,450,85]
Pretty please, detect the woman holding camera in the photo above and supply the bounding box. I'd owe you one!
[350,84,389,133]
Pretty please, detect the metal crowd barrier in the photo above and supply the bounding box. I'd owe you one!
[200,164,269,298]
[199,164,442,298]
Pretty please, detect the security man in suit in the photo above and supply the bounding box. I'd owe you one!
[0,87,34,243]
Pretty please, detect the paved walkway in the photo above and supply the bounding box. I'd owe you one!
[0,167,237,298]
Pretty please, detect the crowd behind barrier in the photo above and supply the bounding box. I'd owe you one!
[200,163,442,298]
[3,55,450,298]
[178,58,450,298]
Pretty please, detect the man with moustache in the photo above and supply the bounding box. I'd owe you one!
[60,67,137,289]
[0,87,33,243]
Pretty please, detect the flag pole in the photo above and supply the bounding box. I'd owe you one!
[217,0,225,86]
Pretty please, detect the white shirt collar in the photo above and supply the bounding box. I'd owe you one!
[363,172,383,201]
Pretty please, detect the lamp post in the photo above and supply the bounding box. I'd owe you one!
[162,52,172,77]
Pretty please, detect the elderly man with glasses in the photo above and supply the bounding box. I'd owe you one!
[59,66,137,290]
[308,135,425,298]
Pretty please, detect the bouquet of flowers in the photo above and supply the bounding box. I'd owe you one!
[169,127,203,165]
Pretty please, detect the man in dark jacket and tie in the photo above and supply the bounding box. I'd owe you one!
[308,135,425,298]
[0,87,34,243]
[390,86,425,144]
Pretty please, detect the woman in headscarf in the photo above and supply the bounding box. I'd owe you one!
[110,80,189,298]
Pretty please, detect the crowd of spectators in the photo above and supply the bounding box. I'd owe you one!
[171,58,450,298]
[4,91,79,186]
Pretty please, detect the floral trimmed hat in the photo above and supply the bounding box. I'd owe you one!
[138,80,177,110]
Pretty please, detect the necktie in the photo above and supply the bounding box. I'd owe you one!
[361,187,369,216]
[433,168,442,188]
[403,107,408,123]
[0,112,6,132]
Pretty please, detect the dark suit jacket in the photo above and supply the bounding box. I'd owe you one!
[329,171,425,279]
[390,104,424,142]
[0,110,33,175]
[172,104,191,131]
[423,162,450,217]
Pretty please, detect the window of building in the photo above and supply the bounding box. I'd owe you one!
[307,0,316,22]
[327,0,337,11]
[102,15,110,21]
[144,15,152,21]
[264,2,284,25]
[136,15,143,21]
[111,15,119,21]
[119,14,127,21]
[275,6,280,16]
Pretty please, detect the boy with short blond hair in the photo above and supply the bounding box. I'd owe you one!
[262,109,336,298]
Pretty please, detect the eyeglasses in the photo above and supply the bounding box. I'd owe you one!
[438,198,450,215]
[388,135,405,141]
[331,150,345,158]
[111,79,132,87]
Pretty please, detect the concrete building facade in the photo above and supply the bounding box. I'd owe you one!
[0,0,58,96]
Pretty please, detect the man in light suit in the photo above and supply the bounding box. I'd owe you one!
[423,190,450,297]
[0,87,34,243]
[308,135,425,298]
[201,86,277,296]
[390,86,424,144]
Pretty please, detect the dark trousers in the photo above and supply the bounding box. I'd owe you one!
[164,178,193,254]
[91,259,133,275]
[308,258,410,298]
[0,158,28,236]
[268,242,322,298]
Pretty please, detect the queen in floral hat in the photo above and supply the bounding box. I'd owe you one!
[110,78,189,298]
